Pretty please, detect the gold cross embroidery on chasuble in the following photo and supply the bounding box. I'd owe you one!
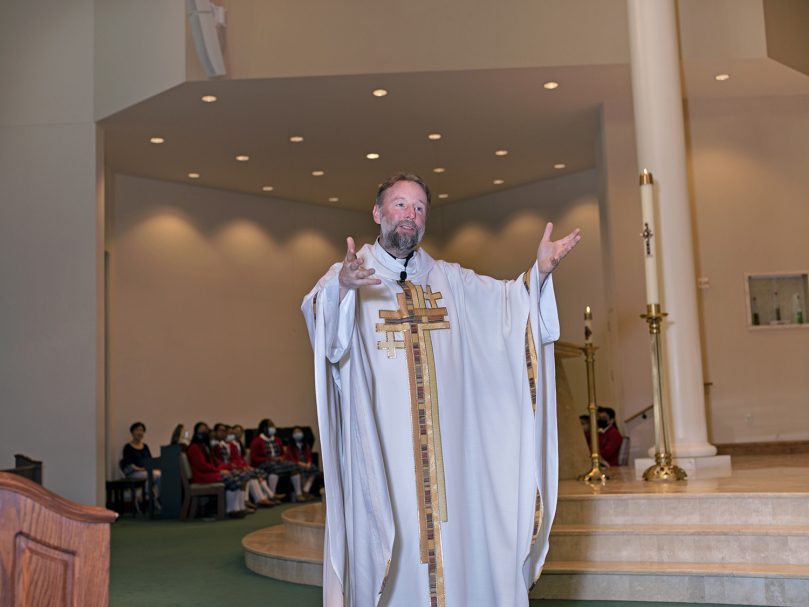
[376,281,450,607]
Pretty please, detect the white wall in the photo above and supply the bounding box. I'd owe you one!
[107,175,377,473]
[0,0,103,504]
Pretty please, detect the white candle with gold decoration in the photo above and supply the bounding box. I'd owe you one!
[584,306,593,344]
[640,169,660,304]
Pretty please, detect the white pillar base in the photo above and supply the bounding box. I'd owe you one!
[647,442,718,458]
[635,454,732,479]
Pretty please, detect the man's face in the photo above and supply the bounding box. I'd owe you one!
[373,180,428,255]
[215,426,227,440]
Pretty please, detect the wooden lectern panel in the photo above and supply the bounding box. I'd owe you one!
[0,472,117,607]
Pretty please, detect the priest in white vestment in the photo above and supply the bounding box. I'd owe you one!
[302,173,581,607]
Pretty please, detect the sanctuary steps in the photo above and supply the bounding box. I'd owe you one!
[242,456,809,606]
[533,491,809,606]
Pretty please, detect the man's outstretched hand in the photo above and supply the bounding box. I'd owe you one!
[339,237,381,301]
[537,223,581,284]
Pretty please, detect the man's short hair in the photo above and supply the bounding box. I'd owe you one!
[129,421,146,433]
[375,172,431,208]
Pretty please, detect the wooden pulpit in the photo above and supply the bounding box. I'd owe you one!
[0,472,117,606]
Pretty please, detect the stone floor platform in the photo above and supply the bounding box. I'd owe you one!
[242,455,809,605]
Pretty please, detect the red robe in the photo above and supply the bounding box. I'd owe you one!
[186,442,222,483]
[228,441,249,469]
[286,440,313,465]
[248,434,286,465]
[599,424,623,466]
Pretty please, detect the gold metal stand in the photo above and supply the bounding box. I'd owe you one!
[641,303,687,482]
[578,342,608,483]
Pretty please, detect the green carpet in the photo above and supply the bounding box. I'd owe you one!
[110,507,753,607]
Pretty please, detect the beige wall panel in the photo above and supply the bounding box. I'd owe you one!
[0,123,99,504]
[0,1,94,126]
[435,170,610,418]
[107,175,376,471]
[189,0,630,80]
[95,0,187,120]
[686,95,809,444]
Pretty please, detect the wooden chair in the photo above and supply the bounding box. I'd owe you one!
[0,471,117,606]
[2,454,43,485]
[178,452,225,521]
[105,478,147,518]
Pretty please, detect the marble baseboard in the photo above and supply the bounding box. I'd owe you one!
[555,494,809,526]
[532,568,809,606]
[547,525,809,565]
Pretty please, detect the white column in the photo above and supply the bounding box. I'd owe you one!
[627,0,717,458]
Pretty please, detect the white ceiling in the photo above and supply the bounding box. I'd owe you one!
[102,58,809,211]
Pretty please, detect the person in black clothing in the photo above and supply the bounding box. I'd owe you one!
[120,421,161,499]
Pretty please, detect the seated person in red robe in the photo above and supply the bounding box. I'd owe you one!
[597,407,624,467]
[210,423,273,508]
[286,426,322,498]
[249,418,310,502]
[186,421,248,518]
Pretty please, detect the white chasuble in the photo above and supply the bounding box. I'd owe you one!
[302,241,559,607]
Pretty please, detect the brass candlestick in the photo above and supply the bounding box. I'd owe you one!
[641,303,687,482]
[578,341,608,483]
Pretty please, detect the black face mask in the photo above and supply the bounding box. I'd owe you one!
[196,431,210,443]
[597,419,609,429]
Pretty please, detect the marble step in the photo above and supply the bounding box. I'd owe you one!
[532,561,809,606]
[548,524,809,565]
[282,503,326,548]
[555,493,809,526]
[242,525,323,586]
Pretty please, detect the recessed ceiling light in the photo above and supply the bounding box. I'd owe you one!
[495,149,509,157]
[438,193,449,199]
[493,179,505,185]
[201,95,217,103]
[328,197,339,203]
[262,185,274,192]
[715,73,730,81]
[312,170,325,176]
[433,167,446,174]
[427,133,442,141]
[543,81,559,90]
[235,155,250,162]
[553,163,566,170]
[372,88,388,97]
[366,153,380,160]
[289,135,304,143]
[149,137,165,144]
[188,172,200,179]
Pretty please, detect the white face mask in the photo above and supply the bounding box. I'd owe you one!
[267,427,276,436]
[226,434,236,442]
[293,433,304,441]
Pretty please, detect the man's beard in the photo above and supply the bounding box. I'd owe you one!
[380,217,424,256]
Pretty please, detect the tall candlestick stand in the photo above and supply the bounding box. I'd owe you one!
[638,169,686,482]
[640,305,687,482]
[578,341,607,483]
